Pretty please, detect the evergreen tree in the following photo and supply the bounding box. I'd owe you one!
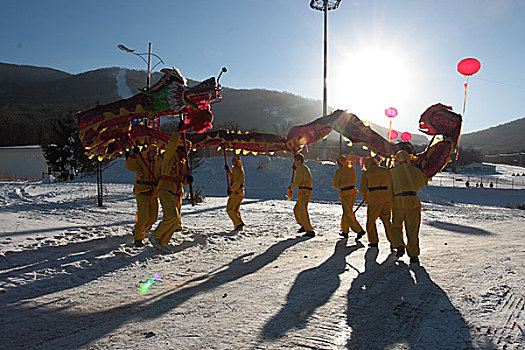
[42,111,112,180]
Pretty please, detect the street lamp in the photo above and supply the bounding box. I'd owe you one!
[309,0,341,159]
[117,43,165,89]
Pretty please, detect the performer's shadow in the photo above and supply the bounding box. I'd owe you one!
[2,236,310,349]
[345,248,483,349]
[259,239,364,340]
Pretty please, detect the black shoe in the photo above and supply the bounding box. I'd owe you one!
[410,256,420,264]
[355,230,366,241]
[298,226,306,233]
[303,230,315,238]
[134,239,145,247]
[368,243,378,248]
[339,231,349,238]
[234,223,245,231]
[396,246,405,258]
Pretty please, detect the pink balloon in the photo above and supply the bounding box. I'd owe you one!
[401,132,412,142]
[385,107,398,118]
[389,130,398,140]
[457,58,481,77]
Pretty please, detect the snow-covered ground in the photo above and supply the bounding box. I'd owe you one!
[1,157,524,349]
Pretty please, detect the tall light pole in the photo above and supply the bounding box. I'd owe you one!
[117,43,165,89]
[310,0,341,159]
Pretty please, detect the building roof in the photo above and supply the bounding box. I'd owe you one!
[0,145,42,150]
[461,163,496,168]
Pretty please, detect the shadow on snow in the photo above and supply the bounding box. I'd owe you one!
[427,220,495,236]
[345,247,488,349]
[1,236,308,348]
[259,239,363,340]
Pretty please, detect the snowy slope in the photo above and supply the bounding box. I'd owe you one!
[115,68,133,98]
[102,156,525,207]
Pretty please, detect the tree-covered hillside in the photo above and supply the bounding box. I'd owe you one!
[0,63,434,147]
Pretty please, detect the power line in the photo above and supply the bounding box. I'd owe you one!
[472,77,525,90]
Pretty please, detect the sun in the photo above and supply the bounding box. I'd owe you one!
[330,45,412,126]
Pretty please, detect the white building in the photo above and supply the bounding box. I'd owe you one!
[458,162,496,174]
[0,145,49,180]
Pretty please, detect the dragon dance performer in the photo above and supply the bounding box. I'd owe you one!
[332,155,366,240]
[359,156,393,248]
[225,155,245,231]
[389,150,428,264]
[287,153,315,237]
[125,144,162,247]
[149,130,193,253]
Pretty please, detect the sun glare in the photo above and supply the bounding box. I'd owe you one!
[330,46,411,126]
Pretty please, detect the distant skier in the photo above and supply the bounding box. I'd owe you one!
[149,130,193,253]
[287,153,315,237]
[389,150,428,264]
[125,144,161,247]
[359,156,392,248]
[225,155,245,231]
[332,155,366,240]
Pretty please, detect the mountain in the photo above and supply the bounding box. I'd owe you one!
[461,117,525,154]
[0,62,428,146]
[0,63,122,108]
[0,62,71,86]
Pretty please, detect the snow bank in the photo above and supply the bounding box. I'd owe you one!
[94,157,524,207]
[99,156,357,201]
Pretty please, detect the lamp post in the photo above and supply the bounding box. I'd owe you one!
[117,43,165,89]
[309,0,341,159]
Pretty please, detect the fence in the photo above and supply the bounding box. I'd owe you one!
[484,153,525,167]
[430,173,525,190]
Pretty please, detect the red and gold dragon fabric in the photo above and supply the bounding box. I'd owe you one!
[74,66,461,179]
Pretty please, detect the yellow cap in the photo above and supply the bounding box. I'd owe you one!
[177,139,192,150]
[347,152,358,164]
[395,150,410,162]
[337,155,349,166]
[145,143,157,153]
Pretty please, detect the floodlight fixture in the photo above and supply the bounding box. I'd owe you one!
[310,0,341,11]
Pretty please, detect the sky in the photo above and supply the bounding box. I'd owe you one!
[1,0,524,134]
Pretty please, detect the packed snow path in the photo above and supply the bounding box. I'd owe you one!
[0,180,524,349]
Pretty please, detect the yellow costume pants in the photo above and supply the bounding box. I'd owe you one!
[366,202,392,244]
[227,195,244,228]
[134,193,159,240]
[390,204,421,257]
[152,189,183,245]
[340,193,364,234]
[294,189,314,231]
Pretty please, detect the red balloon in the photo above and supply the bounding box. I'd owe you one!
[401,132,412,142]
[385,107,398,118]
[389,130,398,140]
[457,58,481,76]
